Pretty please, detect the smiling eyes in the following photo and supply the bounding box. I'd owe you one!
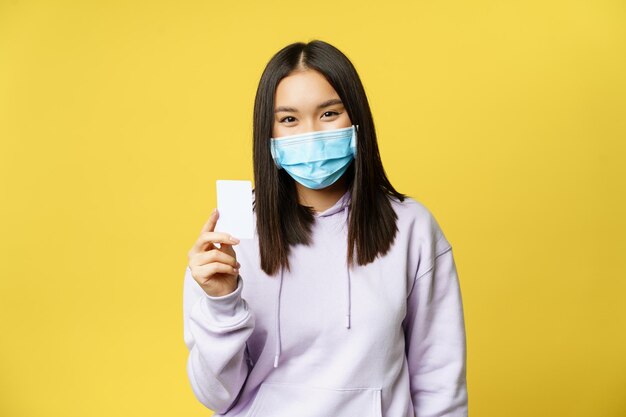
[279,111,340,124]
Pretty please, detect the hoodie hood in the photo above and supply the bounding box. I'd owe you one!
[314,188,352,217]
[274,187,353,368]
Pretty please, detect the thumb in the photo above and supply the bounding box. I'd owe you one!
[201,208,219,233]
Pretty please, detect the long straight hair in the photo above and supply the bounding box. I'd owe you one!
[253,40,406,276]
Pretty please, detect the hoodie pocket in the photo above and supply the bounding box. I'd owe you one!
[245,381,382,417]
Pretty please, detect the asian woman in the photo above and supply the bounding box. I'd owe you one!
[183,39,468,417]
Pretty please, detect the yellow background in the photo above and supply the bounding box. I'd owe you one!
[1,0,625,416]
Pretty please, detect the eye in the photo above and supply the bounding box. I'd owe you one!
[322,111,339,118]
[279,116,296,123]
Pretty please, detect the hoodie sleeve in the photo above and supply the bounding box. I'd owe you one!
[182,265,255,413]
[403,240,468,416]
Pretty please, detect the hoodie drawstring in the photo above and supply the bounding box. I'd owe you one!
[274,266,284,368]
[344,205,352,329]
[273,200,352,368]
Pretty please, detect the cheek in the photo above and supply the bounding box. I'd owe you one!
[339,112,353,127]
[338,109,352,122]
[272,122,289,138]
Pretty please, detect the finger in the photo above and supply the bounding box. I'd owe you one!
[218,242,237,257]
[200,209,219,234]
[192,231,240,253]
[196,262,239,279]
[193,249,240,269]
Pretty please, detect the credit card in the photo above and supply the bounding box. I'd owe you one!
[215,180,253,239]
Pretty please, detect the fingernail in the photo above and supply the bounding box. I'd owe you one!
[233,268,239,274]
[212,208,217,216]
[236,262,241,268]
[230,236,240,243]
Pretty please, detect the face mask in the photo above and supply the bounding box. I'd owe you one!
[270,125,358,190]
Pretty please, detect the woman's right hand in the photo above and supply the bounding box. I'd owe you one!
[187,209,241,297]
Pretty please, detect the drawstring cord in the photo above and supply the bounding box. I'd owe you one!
[273,199,352,368]
[274,266,284,368]
[344,205,352,329]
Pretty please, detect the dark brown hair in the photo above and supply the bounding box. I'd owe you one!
[253,40,406,276]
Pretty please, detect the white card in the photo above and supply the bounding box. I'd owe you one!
[215,180,253,239]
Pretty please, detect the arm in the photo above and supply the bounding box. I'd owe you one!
[183,265,255,413]
[403,246,468,417]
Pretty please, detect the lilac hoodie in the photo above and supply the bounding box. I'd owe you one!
[183,188,468,416]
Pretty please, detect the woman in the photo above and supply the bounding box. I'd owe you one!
[183,40,468,417]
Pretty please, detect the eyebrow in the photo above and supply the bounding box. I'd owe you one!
[274,98,343,113]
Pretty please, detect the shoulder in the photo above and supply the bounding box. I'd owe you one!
[389,194,433,224]
[388,193,452,258]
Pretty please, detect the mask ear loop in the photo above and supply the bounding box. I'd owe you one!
[351,124,359,156]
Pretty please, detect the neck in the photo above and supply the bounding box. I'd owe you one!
[295,176,349,213]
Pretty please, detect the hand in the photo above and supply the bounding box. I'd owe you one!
[187,209,241,297]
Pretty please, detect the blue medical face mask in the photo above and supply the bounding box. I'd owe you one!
[270,125,358,190]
